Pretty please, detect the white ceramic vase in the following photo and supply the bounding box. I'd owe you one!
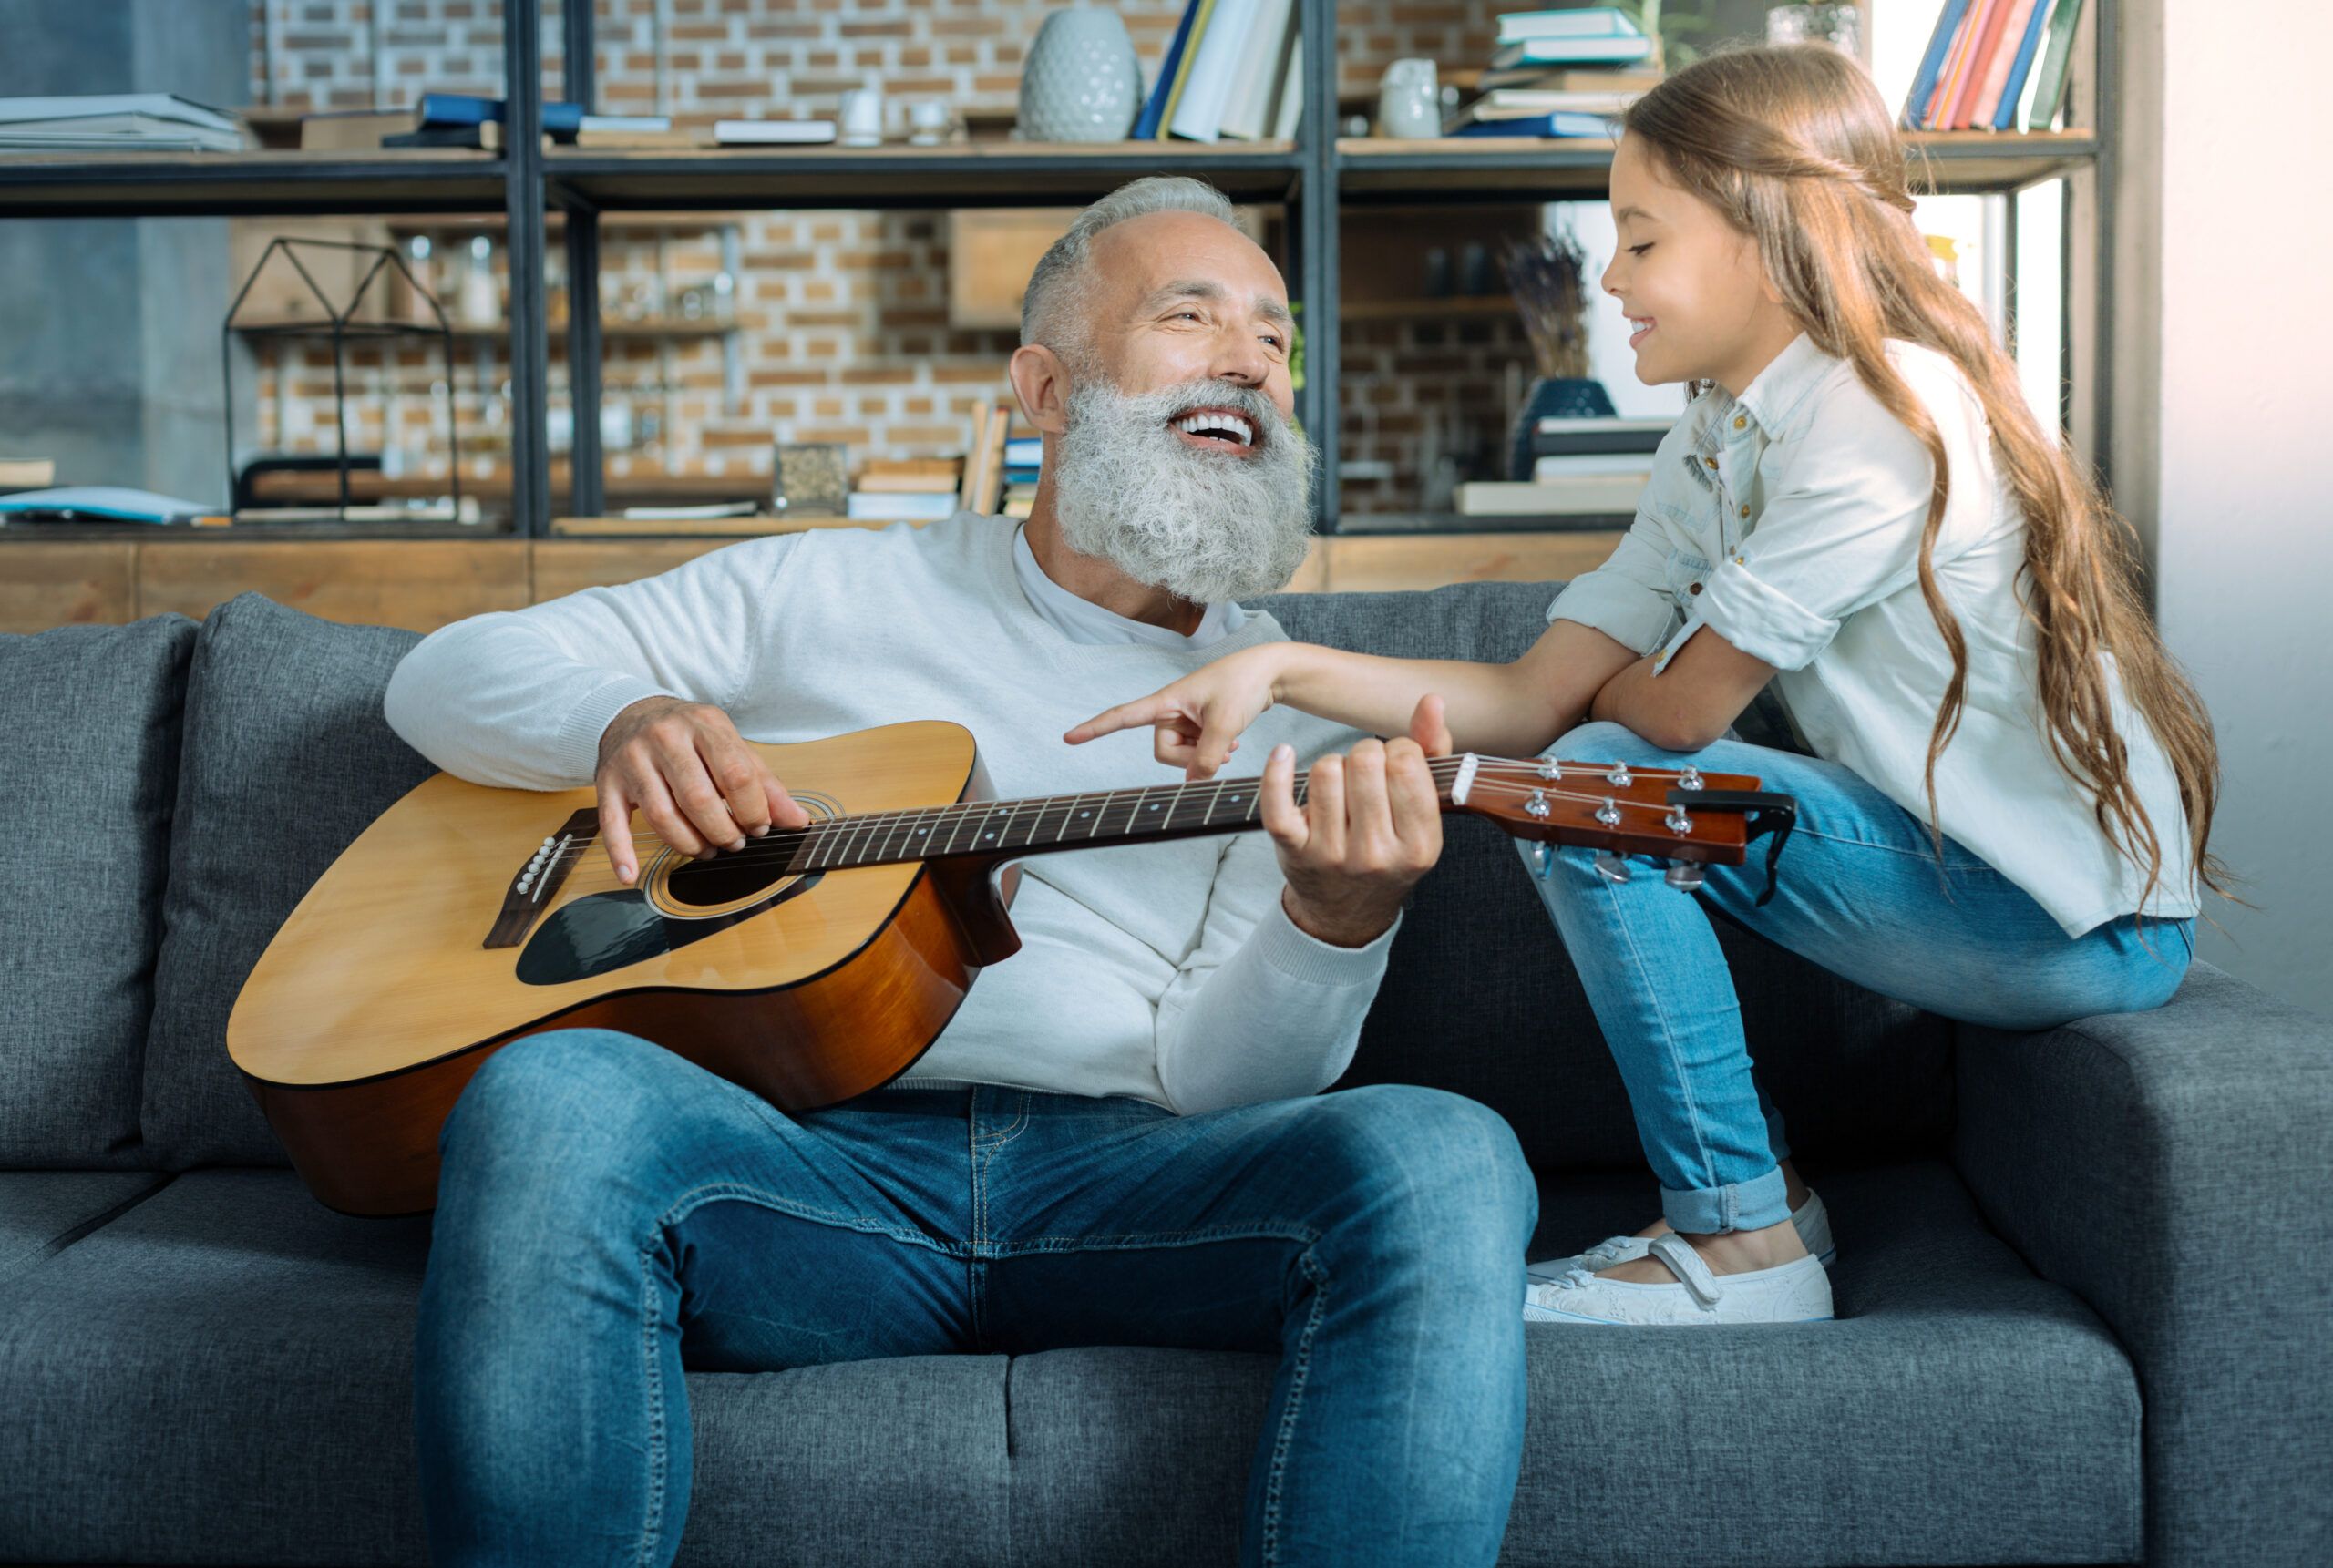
[1019,6,1141,142]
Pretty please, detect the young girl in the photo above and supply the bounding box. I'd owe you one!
[1065,42,2223,1325]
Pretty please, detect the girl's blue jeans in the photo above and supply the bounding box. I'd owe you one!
[413,1032,1536,1568]
[1522,722,2194,1236]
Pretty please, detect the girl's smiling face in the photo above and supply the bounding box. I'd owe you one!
[1601,133,1804,397]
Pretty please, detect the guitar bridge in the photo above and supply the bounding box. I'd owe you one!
[484,807,600,948]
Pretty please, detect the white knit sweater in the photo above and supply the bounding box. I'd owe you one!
[382,512,1395,1113]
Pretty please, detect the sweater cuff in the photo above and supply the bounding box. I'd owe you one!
[554,673,682,783]
[1251,894,1402,985]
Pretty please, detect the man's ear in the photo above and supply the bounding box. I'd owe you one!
[1008,343,1074,436]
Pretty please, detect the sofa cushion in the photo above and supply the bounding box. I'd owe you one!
[0,1171,169,1284]
[0,615,196,1167]
[0,1163,2137,1567]
[0,1168,1010,1567]
[143,595,430,1167]
[1258,582,1954,1173]
[1010,1162,2141,1568]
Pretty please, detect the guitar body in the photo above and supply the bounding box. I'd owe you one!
[228,722,1016,1217]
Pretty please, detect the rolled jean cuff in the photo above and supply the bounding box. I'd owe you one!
[1660,1164,1791,1235]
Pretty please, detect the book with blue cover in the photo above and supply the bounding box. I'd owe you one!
[1133,0,1205,139]
[1993,0,2058,130]
[1900,0,1970,128]
[1453,109,1615,138]
[418,94,584,138]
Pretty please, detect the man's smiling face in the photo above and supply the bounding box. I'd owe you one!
[1085,209,1298,447]
[1039,209,1317,606]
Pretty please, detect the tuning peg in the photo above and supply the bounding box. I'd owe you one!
[1529,841,1553,878]
[1593,850,1632,884]
[1664,861,1706,892]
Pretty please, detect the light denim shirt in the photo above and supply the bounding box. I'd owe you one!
[1548,331,2196,937]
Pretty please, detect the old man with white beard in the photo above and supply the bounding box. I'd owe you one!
[385,175,1537,1568]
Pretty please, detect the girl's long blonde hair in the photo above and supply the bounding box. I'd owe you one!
[1623,42,2226,906]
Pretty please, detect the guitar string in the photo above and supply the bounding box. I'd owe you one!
[548,764,1726,866]
[519,759,1739,886]
[547,761,1719,865]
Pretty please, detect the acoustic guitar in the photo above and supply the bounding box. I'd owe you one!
[228,721,1794,1215]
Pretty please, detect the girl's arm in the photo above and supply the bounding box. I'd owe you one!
[1066,617,1639,776]
[1588,630,1781,753]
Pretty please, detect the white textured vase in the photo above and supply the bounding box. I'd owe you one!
[1019,6,1141,142]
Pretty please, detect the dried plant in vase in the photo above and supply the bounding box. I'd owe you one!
[1500,229,1616,480]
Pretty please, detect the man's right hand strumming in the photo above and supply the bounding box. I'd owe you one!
[594,695,811,885]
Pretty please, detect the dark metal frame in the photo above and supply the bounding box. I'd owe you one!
[0,0,2119,540]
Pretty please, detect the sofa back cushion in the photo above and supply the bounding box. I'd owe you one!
[1259,581,1954,1173]
[0,616,197,1167]
[142,596,429,1168]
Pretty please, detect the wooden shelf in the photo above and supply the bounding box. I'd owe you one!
[245,468,767,506]
[1338,129,2098,200]
[545,142,1305,210]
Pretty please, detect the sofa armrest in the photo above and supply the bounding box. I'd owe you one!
[1952,962,2333,1568]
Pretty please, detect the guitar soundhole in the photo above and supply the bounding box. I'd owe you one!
[663,852,799,909]
[657,792,837,911]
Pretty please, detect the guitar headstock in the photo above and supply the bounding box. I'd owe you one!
[1436,753,1768,865]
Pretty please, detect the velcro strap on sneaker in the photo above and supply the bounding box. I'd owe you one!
[1646,1233,1725,1309]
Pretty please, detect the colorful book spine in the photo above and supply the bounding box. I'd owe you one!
[1972,0,2039,128]
[1948,0,2019,129]
[1901,0,1970,130]
[1925,0,1991,128]
[1992,0,2058,130]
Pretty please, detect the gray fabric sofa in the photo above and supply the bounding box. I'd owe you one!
[2,583,2327,1567]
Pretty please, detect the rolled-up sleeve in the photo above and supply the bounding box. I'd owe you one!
[1546,520,1679,656]
[1690,364,1968,672]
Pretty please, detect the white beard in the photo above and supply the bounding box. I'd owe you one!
[1049,375,1317,605]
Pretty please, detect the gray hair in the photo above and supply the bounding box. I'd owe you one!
[1020,176,1238,364]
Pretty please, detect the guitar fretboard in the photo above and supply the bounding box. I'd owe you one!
[787,773,1323,873]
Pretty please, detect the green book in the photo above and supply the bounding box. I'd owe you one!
[2025,0,2086,132]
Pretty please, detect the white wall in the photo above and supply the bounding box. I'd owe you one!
[2133,3,2333,1014]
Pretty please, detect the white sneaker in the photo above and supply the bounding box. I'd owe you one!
[1525,1233,1834,1326]
[1526,1189,1835,1286]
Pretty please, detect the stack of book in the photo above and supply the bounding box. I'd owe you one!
[957,402,1036,516]
[711,118,837,147]
[300,96,678,151]
[0,95,247,153]
[1448,9,1658,138]
[1455,414,1670,517]
[1901,0,2086,133]
[845,456,967,523]
[1136,0,1305,143]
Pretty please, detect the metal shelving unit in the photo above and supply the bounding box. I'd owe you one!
[0,0,2114,539]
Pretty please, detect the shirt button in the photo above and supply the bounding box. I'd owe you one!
[1703,456,1719,469]
[1689,582,1703,595]
[1732,415,1747,430]
[1739,503,1751,518]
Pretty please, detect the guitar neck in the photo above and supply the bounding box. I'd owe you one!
[789,770,1339,874]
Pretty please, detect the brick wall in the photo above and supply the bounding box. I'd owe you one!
[249,0,1533,516]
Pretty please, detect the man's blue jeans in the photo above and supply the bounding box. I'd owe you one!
[414,1030,1537,1567]
[1522,722,2194,1236]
